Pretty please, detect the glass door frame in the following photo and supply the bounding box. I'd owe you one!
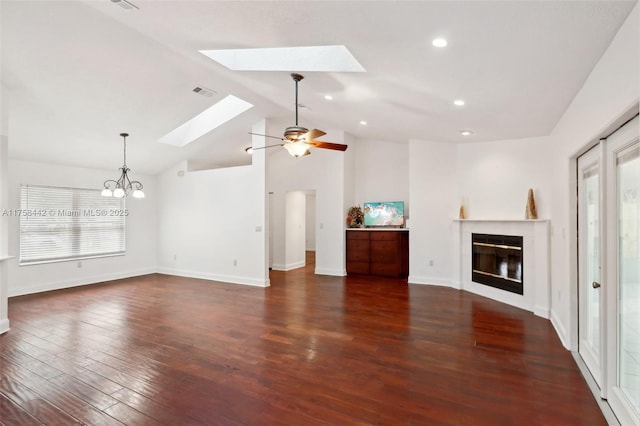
[577,143,607,393]
[604,116,639,425]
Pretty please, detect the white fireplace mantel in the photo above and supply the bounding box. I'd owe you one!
[452,219,550,318]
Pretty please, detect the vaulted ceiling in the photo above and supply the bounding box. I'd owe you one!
[1,1,636,174]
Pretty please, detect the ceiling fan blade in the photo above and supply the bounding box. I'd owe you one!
[248,132,286,141]
[300,128,326,142]
[308,141,348,151]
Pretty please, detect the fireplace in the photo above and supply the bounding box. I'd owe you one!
[472,233,523,295]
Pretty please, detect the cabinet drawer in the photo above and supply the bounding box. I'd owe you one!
[347,261,369,275]
[370,241,398,263]
[370,263,400,277]
[370,231,400,241]
[346,239,370,262]
[346,230,369,240]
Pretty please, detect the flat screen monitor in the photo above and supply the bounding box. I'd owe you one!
[363,201,404,227]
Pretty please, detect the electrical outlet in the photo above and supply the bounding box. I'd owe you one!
[233,259,238,266]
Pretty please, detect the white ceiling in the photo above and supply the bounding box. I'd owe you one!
[1,0,636,175]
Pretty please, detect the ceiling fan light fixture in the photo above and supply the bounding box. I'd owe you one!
[283,142,311,158]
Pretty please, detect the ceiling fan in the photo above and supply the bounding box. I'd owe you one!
[248,73,348,157]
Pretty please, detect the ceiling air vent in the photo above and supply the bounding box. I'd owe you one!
[110,0,139,10]
[192,86,216,98]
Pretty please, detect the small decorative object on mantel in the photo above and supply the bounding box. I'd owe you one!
[346,205,364,228]
[525,188,538,219]
[459,204,466,220]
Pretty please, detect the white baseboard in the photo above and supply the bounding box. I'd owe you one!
[157,267,269,287]
[533,305,550,319]
[8,267,157,297]
[270,261,305,272]
[0,318,9,334]
[315,267,346,276]
[550,309,570,349]
[408,275,455,288]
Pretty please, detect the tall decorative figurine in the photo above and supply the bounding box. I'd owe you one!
[525,188,538,219]
[459,197,467,219]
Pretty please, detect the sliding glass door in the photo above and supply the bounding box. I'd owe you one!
[579,115,639,425]
[578,145,604,389]
[605,116,639,425]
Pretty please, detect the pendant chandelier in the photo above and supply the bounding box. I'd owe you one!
[101,133,145,199]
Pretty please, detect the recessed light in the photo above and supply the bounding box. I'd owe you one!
[360,121,368,125]
[432,38,448,48]
[460,130,473,136]
[324,95,333,101]
[454,99,465,106]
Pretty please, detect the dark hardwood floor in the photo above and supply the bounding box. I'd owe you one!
[1,253,605,425]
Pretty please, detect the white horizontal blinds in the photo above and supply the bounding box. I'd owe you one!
[20,185,125,264]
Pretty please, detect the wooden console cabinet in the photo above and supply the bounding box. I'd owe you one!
[346,229,409,278]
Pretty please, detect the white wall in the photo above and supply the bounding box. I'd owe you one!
[268,129,347,276]
[548,3,639,348]
[305,193,316,251]
[156,124,268,286]
[408,140,458,286]
[354,138,409,216]
[284,191,306,270]
[0,136,9,333]
[6,160,157,296]
[0,81,10,332]
[456,136,552,220]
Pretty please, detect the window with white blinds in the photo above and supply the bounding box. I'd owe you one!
[19,185,126,265]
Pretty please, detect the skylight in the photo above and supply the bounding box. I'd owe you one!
[199,45,366,72]
[157,95,253,147]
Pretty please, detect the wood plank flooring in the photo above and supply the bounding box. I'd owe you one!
[1,254,605,425]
